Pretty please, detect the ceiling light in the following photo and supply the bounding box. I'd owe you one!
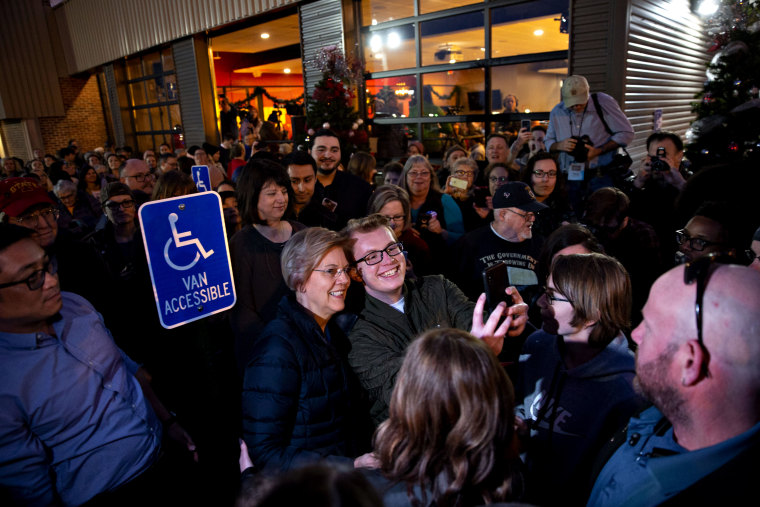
[372,19,378,26]
[261,33,270,39]
[387,31,401,49]
[374,53,384,59]
[370,34,383,53]
[524,108,531,113]
[449,59,456,64]
[695,0,719,16]
[534,29,544,36]
[283,68,291,74]
[480,47,486,52]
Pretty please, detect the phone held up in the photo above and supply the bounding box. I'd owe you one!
[482,262,513,313]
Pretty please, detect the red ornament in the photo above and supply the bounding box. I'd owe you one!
[728,141,739,152]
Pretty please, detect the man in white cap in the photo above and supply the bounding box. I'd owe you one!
[545,75,633,177]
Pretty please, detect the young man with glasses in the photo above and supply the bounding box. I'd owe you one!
[453,181,547,304]
[587,257,760,506]
[675,201,738,264]
[0,223,196,505]
[343,214,528,427]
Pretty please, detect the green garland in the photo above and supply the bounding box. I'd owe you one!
[231,86,304,109]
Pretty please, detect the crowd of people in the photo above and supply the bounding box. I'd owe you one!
[1,76,760,506]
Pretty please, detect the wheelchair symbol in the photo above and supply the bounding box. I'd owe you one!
[196,179,208,192]
[164,213,214,271]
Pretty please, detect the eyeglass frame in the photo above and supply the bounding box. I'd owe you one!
[355,242,404,266]
[104,199,136,211]
[675,229,723,252]
[124,172,155,183]
[312,266,355,279]
[10,207,60,227]
[0,257,58,291]
[503,208,535,221]
[683,252,740,378]
[532,169,557,179]
[407,170,431,180]
[488,175,509,184]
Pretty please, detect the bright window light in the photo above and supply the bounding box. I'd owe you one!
[387,31,401,49]
[370,34,383,53]
[260,33,270,39]
[697,0,719,16]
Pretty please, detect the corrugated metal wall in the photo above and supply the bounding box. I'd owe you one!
[0,0,64,119]
[103,65,126,147]
[623,0,710,161]
[173,38,208,148]
[300,0,345,96]
[0,120,30,159]
[56,0,299,74]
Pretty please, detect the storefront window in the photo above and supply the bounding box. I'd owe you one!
[490,59,567,114]
[421,68,484,116]
[361,0,415,26]
[491,7,568,59]
[122,49,180,152]
[366,75,418,119]
[364,24,416,72]
[420,12,484,67]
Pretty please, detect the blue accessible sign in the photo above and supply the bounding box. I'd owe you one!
[192,165,211,192]
[139,192,236,329]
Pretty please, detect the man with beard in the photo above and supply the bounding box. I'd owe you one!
[587,259,760,506]
[310,129,372,229]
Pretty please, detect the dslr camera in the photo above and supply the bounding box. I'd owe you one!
[650,146,670,172]
[569,135,591,162]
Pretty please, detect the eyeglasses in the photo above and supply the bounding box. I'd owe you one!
[745,249,760,264]
[0,258,58,291]
[489,176,509,185]
[58,193,76,202]
[355,242,404,266]
[675,229,723,252]
[533,170,557,179]
[504,208,535,221]
[125,172,154,182]
[11,208,60,227]
[104,200,135,211]
[407,171,430,179]
[544,287,571,305]
[454,170,475,177]
[384,214,405,223]
[312,266,355,279]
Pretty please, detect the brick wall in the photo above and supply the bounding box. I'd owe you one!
[39,74,108,155]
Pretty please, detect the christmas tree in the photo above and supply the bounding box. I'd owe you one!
[687,0,760,165]
[300,46,368,154]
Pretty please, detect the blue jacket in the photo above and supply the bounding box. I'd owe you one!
[242,294,363,472]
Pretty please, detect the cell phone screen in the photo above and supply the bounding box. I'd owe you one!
[473,186,489,208]
[521,119,531,131]
[482,262,513,313]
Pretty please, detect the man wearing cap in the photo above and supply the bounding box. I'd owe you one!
[1,177,114,324]
[452,181,547,303]
[545,75,633,177]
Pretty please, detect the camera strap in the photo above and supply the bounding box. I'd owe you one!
[592,93,631,158]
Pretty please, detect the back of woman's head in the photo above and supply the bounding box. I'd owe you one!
[550,253,631,346]
[152,170,197,200]
[347,151,376,183]
[375,328,517,506]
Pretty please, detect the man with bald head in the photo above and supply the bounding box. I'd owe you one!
[120,158,155,197]
[587,257,760,506]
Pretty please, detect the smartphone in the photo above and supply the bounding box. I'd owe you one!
[321,198,338,213]
[473,186,490,208]
[482,262,513,313]
[449,176,469,190]
[521,119,531,131]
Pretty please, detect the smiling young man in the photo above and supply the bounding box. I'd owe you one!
[0,223,195,505]
[309,129,372,229]
[343,214,528,426]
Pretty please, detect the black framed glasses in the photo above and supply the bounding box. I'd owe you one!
[0,257,58,291]
[125,172,154,183]
[355,242,404,266]
[104,200,135,211]
[675,229,723,252]
[745,249,760,264]
[683,253,740,377]
[504,208,535,221]
[532,169,557,179]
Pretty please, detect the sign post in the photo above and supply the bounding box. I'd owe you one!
[139,192,236,329]
[191,165,211,192]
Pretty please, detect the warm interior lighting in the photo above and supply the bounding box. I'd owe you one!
[283,68,291,74]
[370,34,383,53]
[387,31,401,49]
[534,29,544,36]
[449,58,456,64]
[260,33,270,39]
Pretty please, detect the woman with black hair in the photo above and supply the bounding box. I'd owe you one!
[519,151,576,238]
[229,158,306,373]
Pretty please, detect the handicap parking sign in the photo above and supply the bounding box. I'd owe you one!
[191,165,211,192]
[139,192,236,329]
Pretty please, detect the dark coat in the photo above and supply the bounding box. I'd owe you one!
[242,295,365,473]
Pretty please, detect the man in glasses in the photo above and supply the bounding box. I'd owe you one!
[343,214,529,428]
[0,223,196,505]
[676,201,738,264]
[120,158,155,199]
[587,260,760,506]
[453,181,547,304]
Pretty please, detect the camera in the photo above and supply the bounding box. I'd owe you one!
[650,146,670,172]
[420,210,437,224]
[569,135,591,162]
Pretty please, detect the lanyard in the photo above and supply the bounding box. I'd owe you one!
[568,104,588,138]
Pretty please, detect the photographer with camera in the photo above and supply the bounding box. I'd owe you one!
[627,131,693,263]
[545,76,634,209]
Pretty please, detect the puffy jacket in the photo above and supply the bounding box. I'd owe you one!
[348,275,474,426]
[242,295,358,472]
